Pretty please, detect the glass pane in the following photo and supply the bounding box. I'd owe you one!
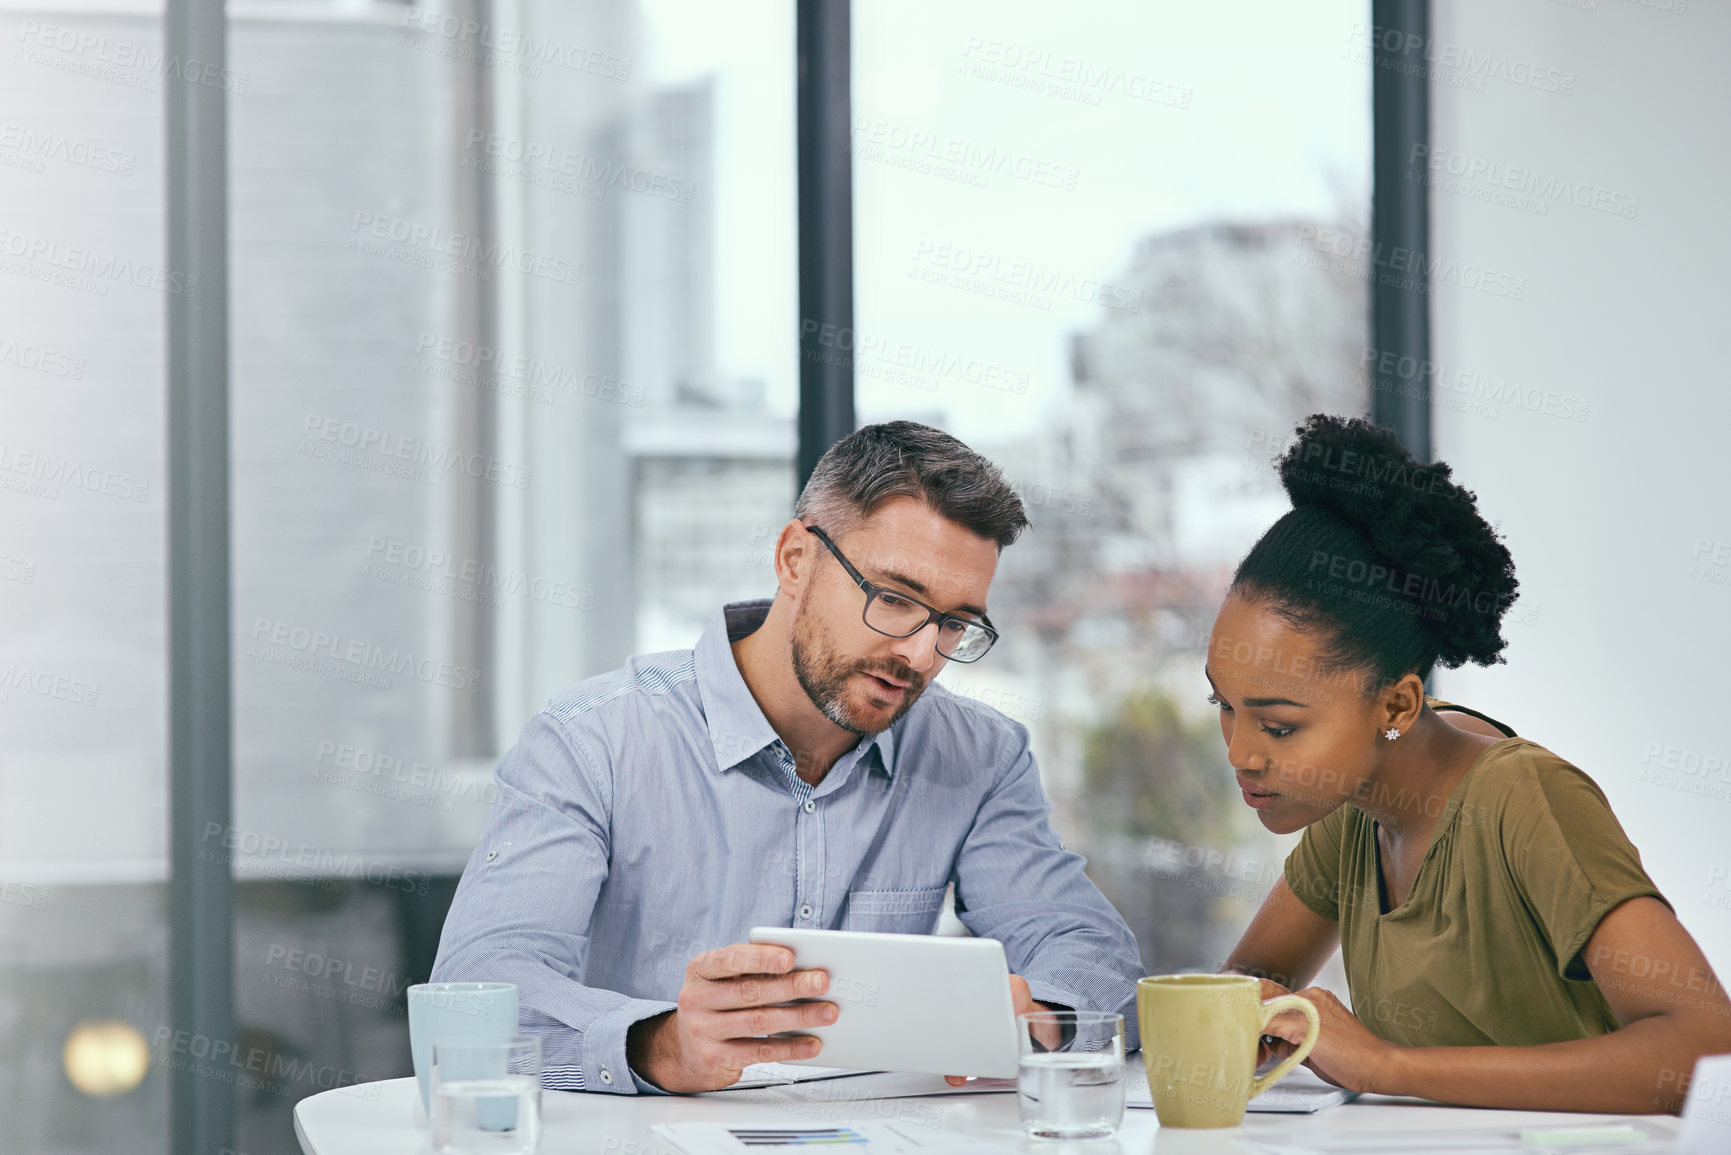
[855,1,1372,975]
[227,2,793,1150]
[628,0,799,652]
[0,6,170,1152]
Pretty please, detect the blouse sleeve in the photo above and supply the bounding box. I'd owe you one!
[1498,747,1669,980]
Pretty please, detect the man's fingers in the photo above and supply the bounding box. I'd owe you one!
[710,1000,839,1040]
[696,1034,827,1088]
[689,943,795,983]
[945,1075,970,1086]
[724,1034,824,1066]
[702,968,829,1011]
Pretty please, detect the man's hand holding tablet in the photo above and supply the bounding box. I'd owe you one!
[750,927,1058,1084]
[626,943,838,1093]
[627,934,1067,1092]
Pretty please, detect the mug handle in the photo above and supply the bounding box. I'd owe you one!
[1250,994,1320,1099]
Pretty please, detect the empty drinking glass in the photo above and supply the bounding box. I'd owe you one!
[1016,1010,1126,1141]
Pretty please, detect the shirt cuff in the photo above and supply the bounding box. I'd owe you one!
[582,997,677,1094]
[630,1068,671,1095]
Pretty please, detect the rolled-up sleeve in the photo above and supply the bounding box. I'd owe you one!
[950,724,1144,1051]
[431,712,675,1094]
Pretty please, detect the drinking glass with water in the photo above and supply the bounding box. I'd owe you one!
[1015,1010,1125,1140]
[431,1036,542,1154]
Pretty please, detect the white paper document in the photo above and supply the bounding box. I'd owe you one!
[652,1120,1020,1155]
[721,1071,1019,1102]
[724,1059,1355,1112]
[725,1063,880,1090]
[708,1063,1020,1101]
[1126,1064,1359,1114]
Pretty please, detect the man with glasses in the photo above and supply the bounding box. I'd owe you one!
[432,421,1143,1094]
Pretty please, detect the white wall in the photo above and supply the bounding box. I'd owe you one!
[1429,0,1731,975]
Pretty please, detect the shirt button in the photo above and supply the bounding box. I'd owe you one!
[600,1068,613,1085]
[799,904,814,920]
[802,800,815,813]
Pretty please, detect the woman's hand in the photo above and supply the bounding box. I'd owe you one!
[1254,978,1293,1068]
[1262,986,1400,1093]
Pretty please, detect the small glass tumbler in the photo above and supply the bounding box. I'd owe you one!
[1015,1010,1126,1141]
[430,1036,542,1155]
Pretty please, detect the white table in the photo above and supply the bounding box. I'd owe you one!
[295,1075,1682,1154]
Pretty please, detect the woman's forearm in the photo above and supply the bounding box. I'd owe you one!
[1379,1013,1713,1114]
[1221,878,1341,993]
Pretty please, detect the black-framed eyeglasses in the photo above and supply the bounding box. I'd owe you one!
[804,524,999,662]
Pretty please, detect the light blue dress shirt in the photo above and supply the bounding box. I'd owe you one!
[431,600,1143,1093]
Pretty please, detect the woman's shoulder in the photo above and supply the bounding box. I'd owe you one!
[1465,738,1605,792]
[1457,738,1623,845]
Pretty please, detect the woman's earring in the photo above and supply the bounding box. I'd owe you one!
[1384,728,1401,741]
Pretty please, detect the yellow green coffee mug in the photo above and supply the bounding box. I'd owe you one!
[1136,974,1321,1128]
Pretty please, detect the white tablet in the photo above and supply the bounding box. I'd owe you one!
[747,926,1021,1079]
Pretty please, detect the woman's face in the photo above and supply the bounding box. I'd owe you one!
[1204,592,1390,835]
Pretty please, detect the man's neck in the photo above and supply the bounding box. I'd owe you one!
[730,599,861,785]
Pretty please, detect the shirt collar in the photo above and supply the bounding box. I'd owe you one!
[694,599,898,781]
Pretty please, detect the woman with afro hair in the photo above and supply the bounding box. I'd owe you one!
[1210,414,1731,1113]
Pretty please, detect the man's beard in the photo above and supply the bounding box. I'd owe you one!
[790,599,927,735]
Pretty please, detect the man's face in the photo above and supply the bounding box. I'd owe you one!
[790,496,1000,735]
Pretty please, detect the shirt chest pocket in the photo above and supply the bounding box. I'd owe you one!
[839,884,948,934]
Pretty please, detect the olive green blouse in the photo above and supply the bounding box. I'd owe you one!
[1283,723,1667,1048]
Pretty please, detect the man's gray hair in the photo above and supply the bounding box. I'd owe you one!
[793,421,1030,549]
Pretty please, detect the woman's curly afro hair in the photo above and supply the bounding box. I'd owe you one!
[1231,414,1519,687]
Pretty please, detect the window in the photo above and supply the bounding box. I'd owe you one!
[227,3,796,1149]
[0,7,170,1149]
[1,2,794,1151]
[2,4,1375,1149]
[855,0,1373,975]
